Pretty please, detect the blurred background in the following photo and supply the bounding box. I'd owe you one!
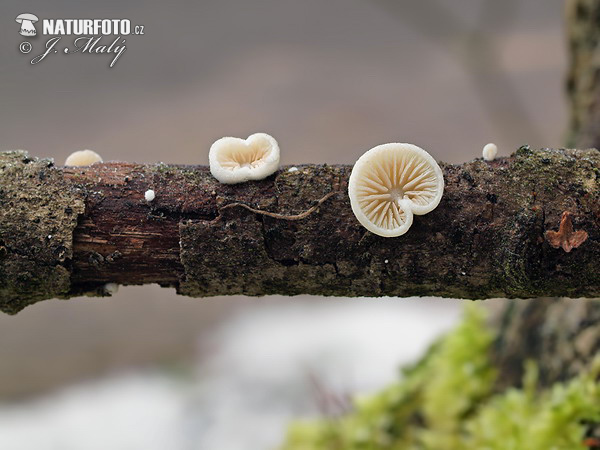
[0,0,565,448]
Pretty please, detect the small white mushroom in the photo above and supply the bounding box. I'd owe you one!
[348,143,444,237]
[144,189,155,202]
[209,133,280,184]
[104,283,119,296]
[288,166,299,173]
[482,143,498,161]
[64,150,103,167]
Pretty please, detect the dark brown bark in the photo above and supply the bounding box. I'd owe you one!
[0,146,599,314]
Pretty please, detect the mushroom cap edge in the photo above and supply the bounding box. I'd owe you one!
[209,132,280,184]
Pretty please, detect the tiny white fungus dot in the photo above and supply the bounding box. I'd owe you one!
[482,143,498,161]
[64,149,103,167]
[104,283,119,295]
[288,167,299,173]
[384,259,389,264]
[145,189,155,202]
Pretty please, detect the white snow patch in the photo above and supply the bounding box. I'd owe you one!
[0,298,462,450]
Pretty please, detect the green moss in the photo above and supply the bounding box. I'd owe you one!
[463,360,600,449]
[282,306,600,450]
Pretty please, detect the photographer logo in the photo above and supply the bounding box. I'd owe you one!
[15,15,145,68]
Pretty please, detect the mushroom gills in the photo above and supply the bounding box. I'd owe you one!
[349,143,444,237]
[209,133,280,184]
[217,138,274,170]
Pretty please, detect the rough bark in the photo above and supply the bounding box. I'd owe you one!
[0,146,598,314]
[0,153,85,314]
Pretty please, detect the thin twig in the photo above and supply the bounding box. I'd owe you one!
[219,191,336,221]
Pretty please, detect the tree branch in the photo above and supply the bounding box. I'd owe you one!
[0,147,598,314]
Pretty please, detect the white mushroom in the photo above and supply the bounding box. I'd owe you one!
[144,189,155,202]
[348,143,444,237]
[103,283,119,296]
[482,143,498,161]
[64,150,103,167]
[15,13,39,36]
[209,133,280,184]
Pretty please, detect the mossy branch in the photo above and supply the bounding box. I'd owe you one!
[0,147,599,314]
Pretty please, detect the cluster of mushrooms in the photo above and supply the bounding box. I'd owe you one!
[63,134,506,238]
[206,133,445,237]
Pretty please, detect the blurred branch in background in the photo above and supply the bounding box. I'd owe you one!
[565,0,600,148]
[369,0,544,146]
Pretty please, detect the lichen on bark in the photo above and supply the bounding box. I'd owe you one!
[492,146,600,298]
[178,164,345,297]
[0,151,85,314]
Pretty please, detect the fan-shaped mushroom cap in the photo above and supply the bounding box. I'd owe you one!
[348,143,444,237]
[209,133,280,184]
[64,150,103,167]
